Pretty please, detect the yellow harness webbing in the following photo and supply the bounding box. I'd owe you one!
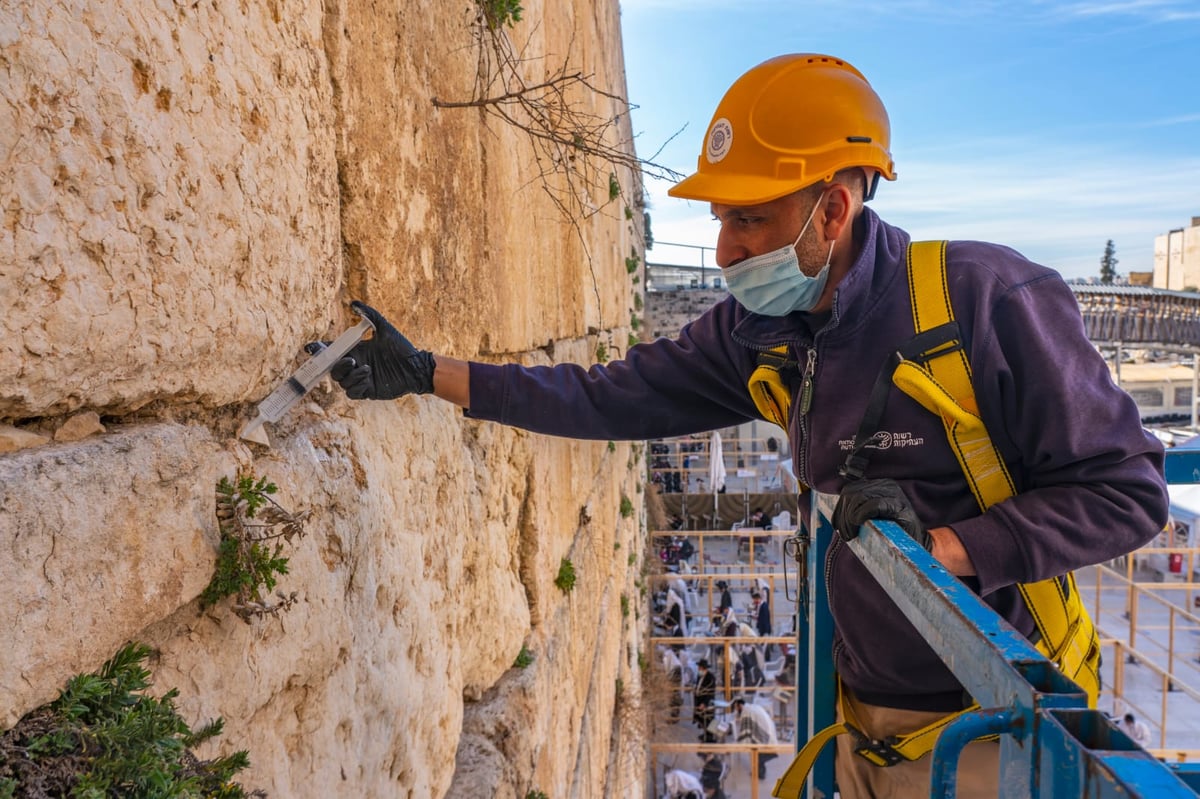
[771,241,1100,799]
[748,345,796,429]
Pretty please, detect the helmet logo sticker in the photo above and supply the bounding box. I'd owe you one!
[705,118,733,164]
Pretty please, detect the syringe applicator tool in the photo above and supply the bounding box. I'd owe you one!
[238,309,376,445]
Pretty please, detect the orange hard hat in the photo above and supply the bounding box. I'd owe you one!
[669,54,896,206]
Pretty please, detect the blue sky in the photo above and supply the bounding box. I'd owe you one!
[619,0,1200,280]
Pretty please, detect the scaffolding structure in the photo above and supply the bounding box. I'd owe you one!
[647,528,799,798]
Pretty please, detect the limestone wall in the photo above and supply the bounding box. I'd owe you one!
[644,288,726,340]
[1,2,648,796]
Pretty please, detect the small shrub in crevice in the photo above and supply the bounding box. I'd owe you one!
[514,646,535,669]
[554,557,577,593]
[619,494,634,519]
[0,643,264,798]
[201,474,309,623]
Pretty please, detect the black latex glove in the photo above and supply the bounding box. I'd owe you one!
[314,301,436,400]
[831,478,933,551]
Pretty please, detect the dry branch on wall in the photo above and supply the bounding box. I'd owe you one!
[433,11,680,258]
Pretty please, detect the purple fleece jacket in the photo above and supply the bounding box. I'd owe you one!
[466,207,1168,708]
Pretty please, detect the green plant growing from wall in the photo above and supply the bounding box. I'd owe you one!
[479,0,522,29]
[0,643,263,797]
[620,593,630,617]
[619,494,634,519]
[555,557,577,593]
[514,646,535,669]
[201,474,308,623]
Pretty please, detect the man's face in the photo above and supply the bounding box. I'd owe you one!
[710,189,827,276]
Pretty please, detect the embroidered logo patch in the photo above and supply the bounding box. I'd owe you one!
[838,431,926,451]
[705,118,733,164]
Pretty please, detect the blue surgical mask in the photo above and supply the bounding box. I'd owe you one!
[723,193,835,316]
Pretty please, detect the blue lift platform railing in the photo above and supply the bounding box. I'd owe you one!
[788,448,1200,799]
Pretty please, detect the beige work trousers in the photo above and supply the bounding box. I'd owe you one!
[834,691,1000,799]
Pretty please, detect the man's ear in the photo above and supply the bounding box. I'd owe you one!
[820,182,855,241]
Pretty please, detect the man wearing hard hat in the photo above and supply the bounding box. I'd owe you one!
[327,55,1168,798]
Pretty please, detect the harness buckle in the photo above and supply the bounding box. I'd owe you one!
[847,726,906,767]
[757,348,796,371]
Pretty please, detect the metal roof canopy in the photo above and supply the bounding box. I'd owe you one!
[1072,285,1200,349]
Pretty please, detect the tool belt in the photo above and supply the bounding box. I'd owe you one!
[753,241,1100,799]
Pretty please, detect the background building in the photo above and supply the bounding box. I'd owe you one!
[1155,216,1200,292]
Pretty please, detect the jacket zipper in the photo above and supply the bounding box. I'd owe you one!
[796,346,817,485]
[799,344,843,669]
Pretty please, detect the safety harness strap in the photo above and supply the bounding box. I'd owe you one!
[900,240,1018,509]
[773,721,847,797]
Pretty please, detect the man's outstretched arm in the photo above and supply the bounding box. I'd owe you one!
[432,355,469,409]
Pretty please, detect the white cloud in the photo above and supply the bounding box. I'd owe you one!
[1138,113,1200,128]
[1048,0,1200,22]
